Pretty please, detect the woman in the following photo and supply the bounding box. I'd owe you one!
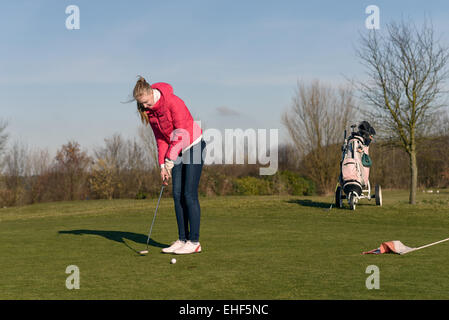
[133,76,205,255]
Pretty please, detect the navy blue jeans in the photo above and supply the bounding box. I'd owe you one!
[171,140,206,242]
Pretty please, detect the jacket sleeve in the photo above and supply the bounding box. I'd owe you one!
[165,95,192,161]
[153,126,169,166]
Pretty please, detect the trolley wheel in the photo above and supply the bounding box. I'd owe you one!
[349,193,356,211]
[335,186,343,209]
[375,185,382,206]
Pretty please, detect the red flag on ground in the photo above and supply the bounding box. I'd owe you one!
[363,237,449,255]
[363,240,414,255]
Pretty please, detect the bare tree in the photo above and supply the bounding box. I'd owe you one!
[282,80,357,194]
[137,125,158,169]
[89,158,115,200]
[356,20,449,204]
[122,138,148,198]
[126,138,147,171]
[278,143,300,171]
[0,120,8,167]
[28,148,52,177]
[2,140,29,205]
[93,133,155,198]
[94,133,127,171]
[27,148,53,204]
[55,141,91,201]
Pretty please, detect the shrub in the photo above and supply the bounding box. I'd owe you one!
[230,170,315,196]
[199,170,234,196]
[0,188,15,207]
[261,170,315,196]
[233,176,272,195]
[135,190,147,200]
[276,170,315,195]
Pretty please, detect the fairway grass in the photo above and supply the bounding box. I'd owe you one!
[1,190,449,299]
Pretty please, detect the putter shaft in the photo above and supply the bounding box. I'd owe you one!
[143,185,165,251]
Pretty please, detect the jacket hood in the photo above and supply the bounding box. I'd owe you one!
[151,82,173,96]
[145,82,173,113]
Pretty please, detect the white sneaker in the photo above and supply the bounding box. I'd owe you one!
[173,241,202,255]
[161,240,186,254]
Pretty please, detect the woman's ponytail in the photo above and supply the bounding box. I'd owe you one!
[133,75,152,125]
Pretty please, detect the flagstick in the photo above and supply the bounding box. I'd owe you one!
[401,237,449,255]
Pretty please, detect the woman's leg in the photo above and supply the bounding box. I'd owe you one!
[182,140,205,242]
[171,157,189,241]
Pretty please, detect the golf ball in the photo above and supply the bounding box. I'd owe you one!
[171,258,177,264]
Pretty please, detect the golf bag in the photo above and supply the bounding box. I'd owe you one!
[340,130,370,197]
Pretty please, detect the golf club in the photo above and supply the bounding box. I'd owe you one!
[139,184,165,255]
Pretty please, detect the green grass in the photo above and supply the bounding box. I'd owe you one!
[1,190,449,299]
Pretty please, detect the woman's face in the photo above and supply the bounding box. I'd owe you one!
[137,91,154,109]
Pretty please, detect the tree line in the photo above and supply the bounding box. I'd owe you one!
[0,124,447,207]
[0,126,317,207]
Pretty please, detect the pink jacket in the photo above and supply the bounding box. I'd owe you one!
[145,82,202,165]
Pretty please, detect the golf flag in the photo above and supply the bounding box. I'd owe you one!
[362,240,415,255]
[363,237,449,255]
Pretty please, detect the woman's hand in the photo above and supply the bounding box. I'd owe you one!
[161,167,170,185]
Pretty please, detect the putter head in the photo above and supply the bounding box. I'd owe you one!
[139,250,149,255]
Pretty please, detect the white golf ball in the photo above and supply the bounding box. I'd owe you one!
[171,258,177,264]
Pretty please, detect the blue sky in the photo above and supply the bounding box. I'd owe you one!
[1,0,449,155]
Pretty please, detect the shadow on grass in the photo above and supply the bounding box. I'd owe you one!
[286,199,332,209]
[58,230,169,253]
[287,199,372,210]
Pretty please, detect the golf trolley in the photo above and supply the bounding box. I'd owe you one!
[335,124,382,210]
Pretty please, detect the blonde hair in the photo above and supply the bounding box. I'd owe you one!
[133,76,153,125]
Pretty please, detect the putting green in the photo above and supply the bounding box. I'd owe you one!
[1,190,449,299]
